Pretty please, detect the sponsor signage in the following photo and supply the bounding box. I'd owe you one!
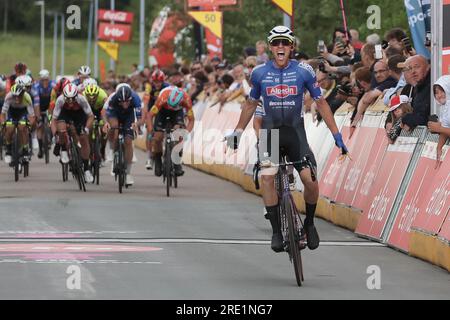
[98,9,134,24]
[98,23,132,42]
[266,85,298,98]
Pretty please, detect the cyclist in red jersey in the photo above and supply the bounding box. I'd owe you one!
[147,86,195,177]
[51,83,95,183]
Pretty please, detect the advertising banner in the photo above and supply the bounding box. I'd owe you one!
[356,135,418,240]
[98,9,134,24]
[411,143,450,235]
[388,140,446,251]
[335,114,382,205]
[98,23,132,42]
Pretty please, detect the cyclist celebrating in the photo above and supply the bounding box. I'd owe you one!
[227,26,349,252]
[103,85,143,186]
[32,69,55,159]
[147,86,195,178]
[144,70,170,170]
[51,83,95,183]
[1,84,36,165]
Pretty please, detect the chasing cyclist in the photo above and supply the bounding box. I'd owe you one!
[102,85,143,186]
[227,26,349,252]
[83,83,109,163]
[147,86,195,178]
[51,83,95,183]
[1,84,36,165]
[143,70,170,170]
[32,69,55,159]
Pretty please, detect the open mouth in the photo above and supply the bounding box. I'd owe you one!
[277,51,286,60]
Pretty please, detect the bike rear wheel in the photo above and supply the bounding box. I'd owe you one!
[117,143,125,194]
[71,140,86,192]
[165,147,171,197]
[43,125,51,164]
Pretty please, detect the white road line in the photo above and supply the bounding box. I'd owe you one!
[0,238,386,247]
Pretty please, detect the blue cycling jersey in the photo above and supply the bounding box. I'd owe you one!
[106,91,142,119]
[32,80,55,109]
[249,60,322,129]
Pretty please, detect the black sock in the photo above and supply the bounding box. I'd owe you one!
[38,139,43,150]
[265,204,280,234]
[305,203,317,226]
[83,160,90,171]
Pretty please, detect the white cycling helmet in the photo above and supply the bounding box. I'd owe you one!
[79,65,91,76]
[267,25,295,44]
[83,78,97,87]
[16,75,33,87]
[63,83,78,99]
[116,83,131,92]
[39,69,50,79]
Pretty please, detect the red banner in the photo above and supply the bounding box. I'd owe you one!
[410,144,450,236]
[98,9,134,24]
[205,25,223,59]
[319,114,353,199]
[387,141,444,252]
[438,211,450,241]
[188,0,236,7]
[355,136,418,240]
[335,114,381,205]
[98,23,132,42]
[351,114,388,212]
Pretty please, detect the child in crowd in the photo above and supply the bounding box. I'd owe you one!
[385,95,413,144]
[428,75,450,168]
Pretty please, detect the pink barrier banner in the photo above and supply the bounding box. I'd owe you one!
[355,135,418,240]
[319,114,353,199]
[388,141,447,251]
[411,144,450,236]
[438,210,450,241]
[351,114,388,212]
[335,114,382,205]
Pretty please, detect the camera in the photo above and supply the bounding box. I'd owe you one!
[319,62,326,73]
[337,82,353,96]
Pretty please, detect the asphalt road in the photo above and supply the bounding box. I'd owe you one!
[0,149,448,300]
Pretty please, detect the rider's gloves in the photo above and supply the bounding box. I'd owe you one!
[333,132,348,154]
[225,130,243,150]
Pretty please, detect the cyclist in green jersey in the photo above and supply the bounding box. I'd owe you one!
[83,84,108,164]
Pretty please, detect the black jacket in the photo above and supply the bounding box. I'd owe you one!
[402,70,431,128]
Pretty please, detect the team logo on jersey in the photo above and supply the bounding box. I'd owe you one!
[266,85,298,98]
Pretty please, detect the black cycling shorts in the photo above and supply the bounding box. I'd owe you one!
[7,108,29,122]
[154,108,185,132]
[258,125,317,174]
[57,109,87,135]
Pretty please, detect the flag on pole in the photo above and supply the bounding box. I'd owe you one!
[188,11,223,38]
[271,0,294,16]
[98,41,120,61]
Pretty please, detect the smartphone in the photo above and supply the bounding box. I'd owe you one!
[318,40,325,53]
[425,32,432,47]
[402,36,413,53]
[428,114,439,122]
[375,44,383,60]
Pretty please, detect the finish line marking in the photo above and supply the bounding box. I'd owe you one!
[0,238,386,247]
